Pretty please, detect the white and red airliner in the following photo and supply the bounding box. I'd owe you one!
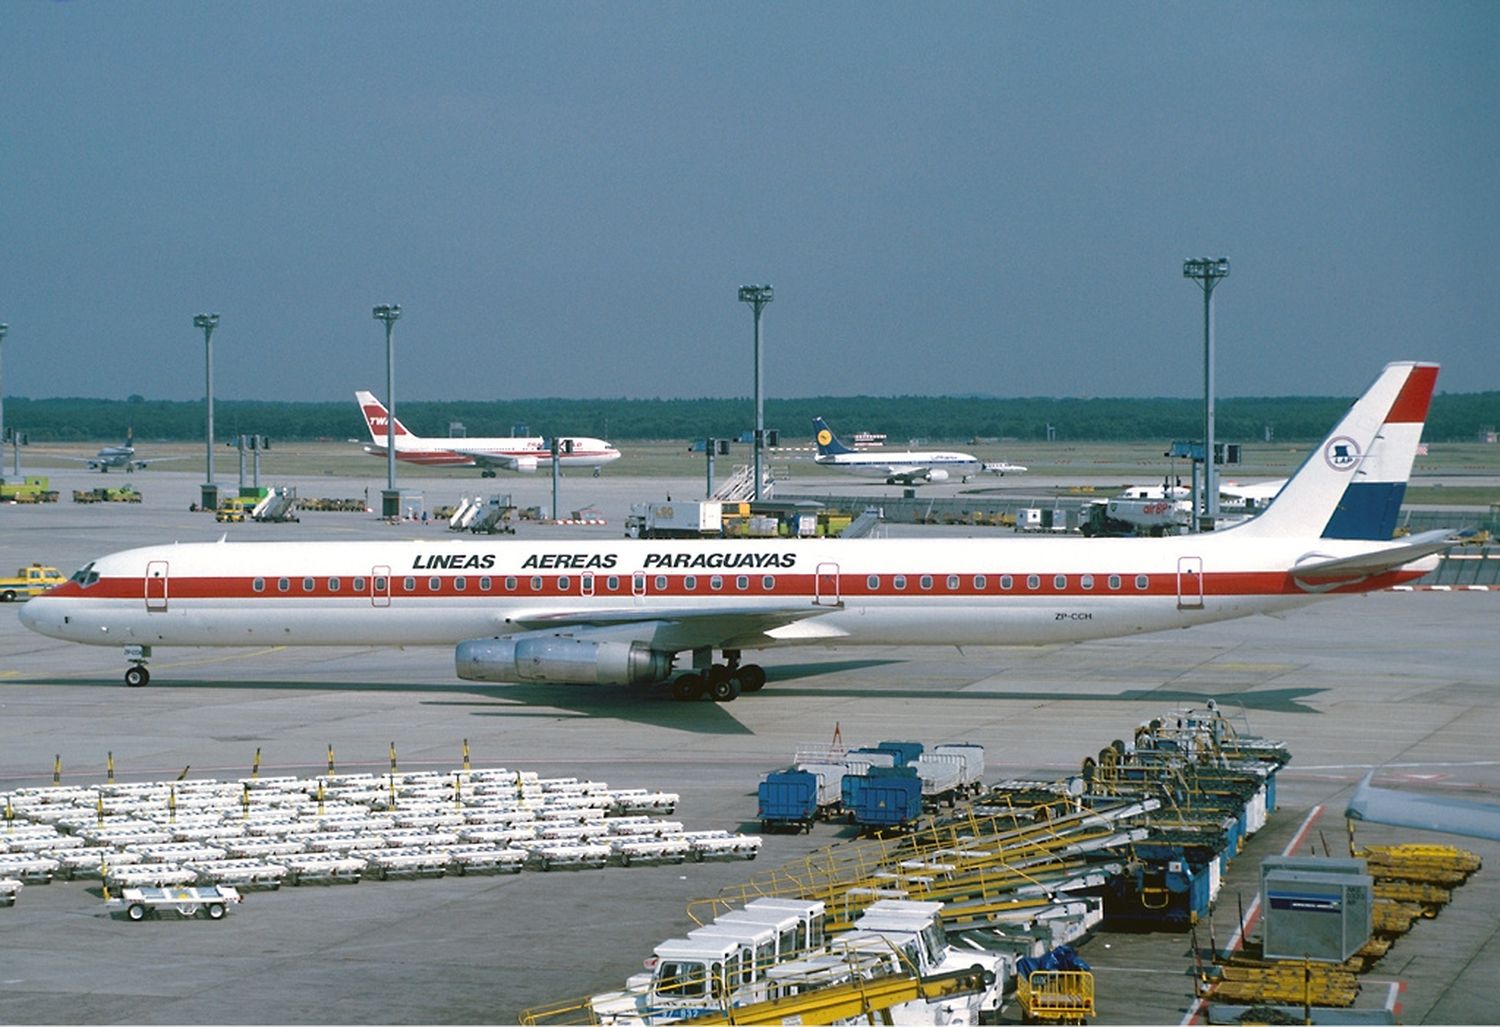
[23,363,1450,700]
[356,391,620,477]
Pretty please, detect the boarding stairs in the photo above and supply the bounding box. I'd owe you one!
[712,464,774,502]
[252,488,299,522]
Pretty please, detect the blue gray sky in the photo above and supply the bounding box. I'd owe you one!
[5,3,1496,403]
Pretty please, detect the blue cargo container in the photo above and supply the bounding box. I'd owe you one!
[757,770,818,832]
[874,740,924,767]
[843,767,923,830]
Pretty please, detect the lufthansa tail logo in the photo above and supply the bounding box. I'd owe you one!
[817,429,832,446]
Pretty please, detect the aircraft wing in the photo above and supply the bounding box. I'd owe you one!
[128,456,191,468]
[507,604,845,650]
[1346,772,1500,841]
[1291,530,1458,582]
[453,448,540,473]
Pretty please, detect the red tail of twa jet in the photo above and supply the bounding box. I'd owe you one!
[355,390,620,477]
[24,363,1450,700]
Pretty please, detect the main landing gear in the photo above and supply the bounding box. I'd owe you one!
[480,469,498,478]
[670,649,767,703]
[124,645,152,687]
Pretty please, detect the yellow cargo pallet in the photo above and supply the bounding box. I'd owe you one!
[1205,961,1358,1008]
[1018,970,1095,1024]
[1372,898,1424,936]
[1373,879,1451,911]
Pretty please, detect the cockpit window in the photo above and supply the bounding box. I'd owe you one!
[70,562,101,588]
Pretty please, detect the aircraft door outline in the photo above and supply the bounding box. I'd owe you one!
[145,560,169,612]
[1177,556,1204,610]
[815,562,841,607]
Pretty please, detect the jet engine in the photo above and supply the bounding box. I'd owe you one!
[925,469,950,482]
[513,456,539,473]
[455,635,674,684]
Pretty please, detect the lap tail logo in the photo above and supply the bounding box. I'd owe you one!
[1230,362,1437,541]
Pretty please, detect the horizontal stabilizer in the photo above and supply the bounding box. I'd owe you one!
[1347,772,1500,841]
[1291,529,1456,582]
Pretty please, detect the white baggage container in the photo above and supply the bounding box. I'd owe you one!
[526,842,611,870]
[458,826,536,845]
[610,837,691,866]
[282,854,366,884]
[912,756,963,800]
[681,831,762,862]
[188,858,288,890]
[931,743,986,790]
[106,862,196,888]
[0,854,58,883]
[365,848,449,880]
[444,845,526,875]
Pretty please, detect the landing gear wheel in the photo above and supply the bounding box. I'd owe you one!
[735,665,767,693]
[125,666,150,688]
[708,676,741,702]
[672,674,705,702]
[705,664,731,686]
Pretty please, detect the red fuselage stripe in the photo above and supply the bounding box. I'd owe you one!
[54,567,1428,603]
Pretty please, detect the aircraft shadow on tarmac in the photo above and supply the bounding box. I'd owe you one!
[35,660,1323,730]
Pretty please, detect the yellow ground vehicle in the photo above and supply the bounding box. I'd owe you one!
[0,477,60,503]
[0,564,65,602]
[215,497,256,522]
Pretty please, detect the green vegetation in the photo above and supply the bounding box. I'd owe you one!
[5,390,1498,444]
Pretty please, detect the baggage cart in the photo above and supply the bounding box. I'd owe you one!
[115,884,242,921]
[1018,969,1095,1023]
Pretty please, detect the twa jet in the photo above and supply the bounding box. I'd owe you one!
[356,391,620,477]
[23,363,1450,701]
[813,417,984,484]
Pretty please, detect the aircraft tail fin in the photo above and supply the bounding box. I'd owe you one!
[355,390,413,444]
[1231,361,1438,540]
[813,417,856,457]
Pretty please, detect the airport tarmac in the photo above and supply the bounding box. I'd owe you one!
[2,465,1498,1024]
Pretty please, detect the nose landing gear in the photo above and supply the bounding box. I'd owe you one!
[124,645,152,687]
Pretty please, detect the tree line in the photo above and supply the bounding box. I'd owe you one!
[3,391,1496,444]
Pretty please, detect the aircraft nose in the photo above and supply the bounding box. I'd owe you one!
[17,598,43,632]
[17,594,67,639]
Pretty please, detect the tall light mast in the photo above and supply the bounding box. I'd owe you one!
[1183,258,1229,531]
